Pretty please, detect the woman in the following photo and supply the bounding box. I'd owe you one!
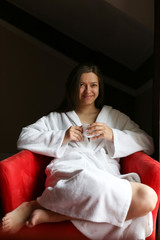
[2,63,157,239]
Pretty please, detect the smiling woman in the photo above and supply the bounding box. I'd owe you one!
[56,63,104,113]
[2,63,157,240]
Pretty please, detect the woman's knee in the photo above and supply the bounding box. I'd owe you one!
[137,184,157,212]
[127,182,157,220]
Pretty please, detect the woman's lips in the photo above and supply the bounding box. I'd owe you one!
[83,95,93,98]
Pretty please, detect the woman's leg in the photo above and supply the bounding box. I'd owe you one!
[2,181,157,233]
[28,182,158,228]
[1,201,69,233]
[24,182,158,228]
[126,182,157,220]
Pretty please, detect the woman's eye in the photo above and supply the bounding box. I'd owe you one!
[92,84,97,87]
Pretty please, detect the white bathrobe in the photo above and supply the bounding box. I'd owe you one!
[17,105,154,240]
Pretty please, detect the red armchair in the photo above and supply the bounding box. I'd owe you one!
[0,150,160,240]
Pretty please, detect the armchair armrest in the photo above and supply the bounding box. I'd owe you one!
[121,151,160,192]
[0,150,51,214]
[121,151,160,240]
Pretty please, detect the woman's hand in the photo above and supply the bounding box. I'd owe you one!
[87,122,113,142]
[63,126,83,144]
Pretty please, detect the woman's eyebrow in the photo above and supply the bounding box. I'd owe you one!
[80,81,98,83]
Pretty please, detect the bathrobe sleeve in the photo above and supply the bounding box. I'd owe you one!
[17,113,68,158]
[106,109,154,158]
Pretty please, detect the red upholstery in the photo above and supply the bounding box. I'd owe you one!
[121,152,160,240]
[0,150,160,240]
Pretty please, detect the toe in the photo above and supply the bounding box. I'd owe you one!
[2,217,7,222]
[26,220,34,228]
[2,219,9,226]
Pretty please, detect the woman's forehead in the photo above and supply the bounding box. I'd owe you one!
[80,72,99,82]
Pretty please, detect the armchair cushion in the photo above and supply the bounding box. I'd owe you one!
[0,150,160,240]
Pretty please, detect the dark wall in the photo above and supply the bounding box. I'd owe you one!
[0,24,76,152]
[103,84,135,120]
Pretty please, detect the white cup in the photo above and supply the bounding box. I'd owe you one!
[82,124,90,137]
[82,124,99,138]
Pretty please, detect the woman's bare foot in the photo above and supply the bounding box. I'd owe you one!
[2,201,40,233]
[26,209,69,228]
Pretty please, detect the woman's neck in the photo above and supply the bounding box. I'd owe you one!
[75,104,98,114]
[75,104,100,124]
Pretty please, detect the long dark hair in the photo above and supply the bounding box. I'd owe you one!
[56,63,104,112]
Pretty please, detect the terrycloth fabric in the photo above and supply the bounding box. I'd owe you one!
[17,105,154,240]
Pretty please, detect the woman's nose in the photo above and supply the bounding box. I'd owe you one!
[85,85,90,92]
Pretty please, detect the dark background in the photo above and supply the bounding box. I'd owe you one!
[0,0,155,154]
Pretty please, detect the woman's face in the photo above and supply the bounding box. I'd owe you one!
[78,72,99,107]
